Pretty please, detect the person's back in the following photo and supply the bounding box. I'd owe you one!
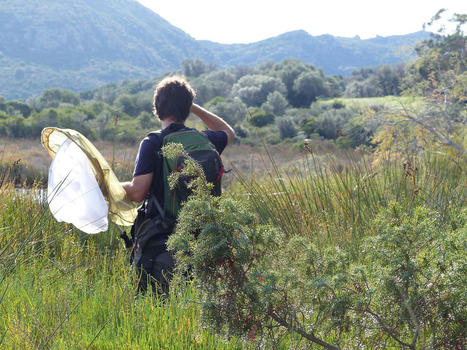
[121,76,235,294]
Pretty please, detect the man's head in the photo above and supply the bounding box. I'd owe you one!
[153,76,196,123]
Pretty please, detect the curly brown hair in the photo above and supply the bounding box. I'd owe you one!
[153,76,196,123]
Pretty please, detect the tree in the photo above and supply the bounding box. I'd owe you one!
[325,75,345,98]
[29,108,59,136]
[226,64,257,80]
[204,97,247,126]
[5,116,29,137]
[277,117,297,139]
[343,64,405,98]
[403,10,466,100]
[230,75,286,107]
[90,83,119,105]
[379,10,467,155]
[292,71,328,107]
[192,70,236,105]
[114,94,138,117]
[5,100,32,117]
[57,111,96,139]
[138,111,160,129]
[261,91,288,117]
[181,58,216,78]
[302,108,355,140]
[29,89,80,111]
[376,64,404,96]
[375,101,466,155]
[248,107,275,127]
[134,93,153,115]
[272,59,309,92]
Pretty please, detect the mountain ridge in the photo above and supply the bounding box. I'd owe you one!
[0,0,429,99]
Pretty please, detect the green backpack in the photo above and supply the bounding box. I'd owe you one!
[161,129,224,218]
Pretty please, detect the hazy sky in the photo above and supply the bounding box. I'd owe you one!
[137,0,466,43]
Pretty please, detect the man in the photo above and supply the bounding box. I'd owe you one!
[122,76,235,294]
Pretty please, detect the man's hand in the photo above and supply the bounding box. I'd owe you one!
[121,173,153,202]
[190,103,235,145]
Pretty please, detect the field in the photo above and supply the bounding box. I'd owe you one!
[1,138,465,349]
[0,137,308,349]
[0,137,304,187]
[0,106,466,348]
[1,5,466,346]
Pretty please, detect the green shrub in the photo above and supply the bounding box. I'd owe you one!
[248,108,275,127]
[234,125,248,138]
[167,144,466,349]
[346,203,467,348]
[331,100,345,109]
[277,117,297,139]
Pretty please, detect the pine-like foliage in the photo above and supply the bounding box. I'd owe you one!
[164,143,466,349]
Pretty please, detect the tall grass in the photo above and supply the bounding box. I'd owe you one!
[1,146,465,348]
[0,178,244,349]
[233,148,465,247]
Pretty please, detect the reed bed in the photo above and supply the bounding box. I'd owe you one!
[233,149,465,248]
[0,176,244,349]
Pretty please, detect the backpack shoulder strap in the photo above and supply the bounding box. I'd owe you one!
[144,130,166,218]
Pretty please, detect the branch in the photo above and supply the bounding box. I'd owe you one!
[400,112,466,155]
[396,284,420,349]
[363,307,413,349]
[269,311,342,350]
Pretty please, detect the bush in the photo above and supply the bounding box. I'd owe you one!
[277,117,297,139]
[167,145,466,349]
[302,108,355,140]
[234,125,248,138]
[204,97,247,126]
[6,116,29,137]
[138,111,160,129]
[347,204,467,348]
[331,100,345,109]
[248,108,275,127]
[231,75,286,107]
[261,91,288,116]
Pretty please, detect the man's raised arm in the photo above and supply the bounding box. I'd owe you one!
[190,103,235,145]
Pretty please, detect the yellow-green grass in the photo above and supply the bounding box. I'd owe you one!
[0,183,248,349]
[1,139,465,348]
[319,95,424,109]
[0,137,303,189]
[231,149,466,248]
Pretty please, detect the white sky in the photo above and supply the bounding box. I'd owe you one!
[136,0,466,43]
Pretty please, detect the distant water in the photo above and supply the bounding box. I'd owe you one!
[14,188,47,204]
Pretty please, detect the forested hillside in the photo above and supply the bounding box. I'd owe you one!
[0,0,428,99]
[1,12,464,155]
[1,9,464,156]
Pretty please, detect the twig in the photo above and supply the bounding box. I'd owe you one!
[395,102,466,154]
[86,317,112,349]
[269,310,342,350]
[39,303,79,350]
[363,307,413,349]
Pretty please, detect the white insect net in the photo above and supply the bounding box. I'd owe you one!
[47,138,109,234]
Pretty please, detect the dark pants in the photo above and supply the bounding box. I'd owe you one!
[135,237,175,295]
